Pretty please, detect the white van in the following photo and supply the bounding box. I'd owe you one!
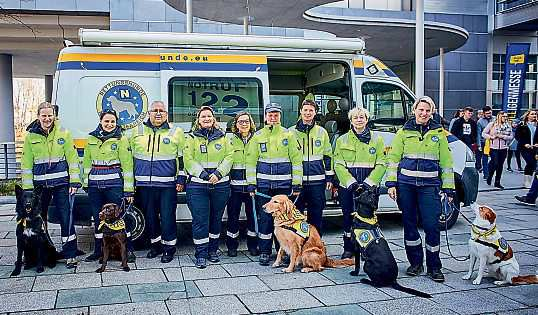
[53,29,478,230]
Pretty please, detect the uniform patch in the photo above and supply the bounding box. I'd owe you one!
[359,231,370,243]
[282,139,288,146]
[57,138,65,145]
[111,143,118,150]
[260,143,267,153]
[163,137,170,144]
[369,147,376,154]
[431,136,439,142]
[215,143,222,150]
[300,221,309,233]
[315,139,322,147]
[498,237,509,252]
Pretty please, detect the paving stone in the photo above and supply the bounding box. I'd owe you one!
[90,301,169,315]
[433,289,526,314]
[164,299,193,315]
[0,277,34,294]
[510,241,538,252]
[500,231,534,241]
[75,261,102,273]
[515,252,538,266]
[0,290,56,313]
[516,229,538,238]
[396,275,454,294]
[177,255,195,267]
[187,295,249,314]
[33,272,101,291]
[8,307,89,314]
[306,283,390,305]
[135,257,180,269]
[319,266,361,284]
[102,269,166,286]
[222,261,283,277]
[0,238,16,247]
[217,252,252,264]
[239,288,323,313]
[288,304,370,315]
[360,296,457,315]
[184,280,202,298]
[179,265,230,281]
[130,291,187,302]
[56,286,130,308]
[440,257,472,273]
[491,285,538,307]
[258,271,333,290]
[0,265,14,278]
[195,275,269,296]
[16,263,76,277]
[129,281,185,294]
[497,308,538,315]
[443,271,497,290]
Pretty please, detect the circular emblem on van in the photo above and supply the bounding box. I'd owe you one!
[215,143,222,150]
[369,147,376,154]
[163,137,170,144]
[111,143,118,151]
[96,80,148,130]
[282,139,288,146]
[315,140,321,147]
[57,138,65,145]
[431,136,439,142]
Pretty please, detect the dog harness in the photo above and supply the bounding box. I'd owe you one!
[352,212,384,249]
[276,209,310,240]
[98,218,126,232]
[471,224,512,264]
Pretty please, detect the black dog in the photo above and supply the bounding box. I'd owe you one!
[96,203,130,273]
[350,186,431,298]
[11,185,58,276]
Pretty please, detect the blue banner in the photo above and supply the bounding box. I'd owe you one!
[502,43,530,119]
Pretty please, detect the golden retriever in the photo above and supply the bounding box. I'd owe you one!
[263,195,354,273]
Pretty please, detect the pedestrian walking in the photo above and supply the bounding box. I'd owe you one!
[507,118,523,172]
[450,107,477,150]
[515,109,538,188]
[477,106,494,177]
[482,111,513,189]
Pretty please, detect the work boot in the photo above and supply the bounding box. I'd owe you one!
[227,248,238,257]
[341,251,354,259]
[406,264,424,276]
[427,269,445,282]
[84,252,101,262]
[66,258,78,269]
[515,196,536,206]
[161,251,175,263]
[208,252,220,263]
[259,253,271,266]
[195,257,207,269]
[248,248,260,256]
[146,246,162,259]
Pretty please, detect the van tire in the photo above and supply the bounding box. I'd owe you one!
[438,193,460,231]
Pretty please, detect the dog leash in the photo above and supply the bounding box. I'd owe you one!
[441,194,470,262]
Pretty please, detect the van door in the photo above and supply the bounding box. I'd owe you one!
[159,53,270,132]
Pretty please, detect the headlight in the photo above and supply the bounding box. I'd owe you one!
[466,147,475,162]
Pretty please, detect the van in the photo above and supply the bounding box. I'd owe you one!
[52,29,478,232]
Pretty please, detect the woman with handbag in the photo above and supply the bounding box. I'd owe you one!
[482,111,513,189]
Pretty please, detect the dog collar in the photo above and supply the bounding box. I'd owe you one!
[98,219,126,231]
[275,210,306,226]
[471,224,497,238]
[352,212,378,225]
[16,218,27,228]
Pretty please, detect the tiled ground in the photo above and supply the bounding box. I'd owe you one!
[0,188,537,314]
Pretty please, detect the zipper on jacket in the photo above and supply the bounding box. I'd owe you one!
[157,135,161,152]
[149,131,156,183]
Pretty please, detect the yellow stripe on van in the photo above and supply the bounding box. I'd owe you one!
[353,59,364,68]
[159,53,267,64]
[58,53,160,63]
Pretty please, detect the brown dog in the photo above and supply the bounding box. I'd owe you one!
[95,203,130,273]
[263,195,354,273]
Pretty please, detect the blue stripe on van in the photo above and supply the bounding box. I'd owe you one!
[384,69,398,77]
[160,62,268,72]
[354,68,364,75]
[57,61,159,71]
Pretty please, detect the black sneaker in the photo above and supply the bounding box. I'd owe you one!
[146,247,162,259]
[195,257,207,269]
[84,253,101,262]
[227,248,238,257]
[259,253,271,266]
[341,251,354,259]
[161,252,174,263]
[427,269,445,282]
[208,252,220,263]
[515,196,536,206]
[127,251,136,263]
[248,248,260,256]
[406,265,424,276]
[494,183,505,190]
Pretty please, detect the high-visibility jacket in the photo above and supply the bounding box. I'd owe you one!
[289,121,333,186]
[227,132,253,191]
[21,120,81,190]
[386,119,455,190]
[127,120,185,188]
[82,126,134,195]
[246,124,303,191]
[184,128,233,187]
[334,128,386,189]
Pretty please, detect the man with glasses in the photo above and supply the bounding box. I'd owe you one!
[128,101,186,263]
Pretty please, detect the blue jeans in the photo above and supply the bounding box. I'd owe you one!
[186,183,230,258]
[255,187,291,255]
[397,183,442,272]
[226,191,258,252]
[481,150,489,178]
[88,186,133,255]
[136,186,178,253]
[338,187,355,252]
[295,184,326,236]
[40,185,77,259]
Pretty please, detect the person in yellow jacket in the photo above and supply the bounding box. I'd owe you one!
[82,109,136,263]
[128,100,185,263]
[386,96,455,283]
[333,107,386,258]
[184,106,233,269]
[21,102,81,268]
[246,103,303,266]
[225,111,259,257]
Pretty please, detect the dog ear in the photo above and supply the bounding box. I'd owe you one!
[114,204,122,218]
[284,198,295,218]
[482,207,496,224]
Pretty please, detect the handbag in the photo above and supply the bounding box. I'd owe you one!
[484,138,491,155]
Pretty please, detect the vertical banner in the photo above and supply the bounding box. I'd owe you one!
[502,43,530,119]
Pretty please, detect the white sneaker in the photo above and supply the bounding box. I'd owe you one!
[66,258,78,269]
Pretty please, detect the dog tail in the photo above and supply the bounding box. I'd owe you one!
[390,282,432,298]
[511,275,538,285]
[324,257,354,268]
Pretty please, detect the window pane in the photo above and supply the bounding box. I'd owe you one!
[168,77,264,131]
[361,82,406,130]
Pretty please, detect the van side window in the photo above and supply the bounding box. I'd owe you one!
[361,82,407,132]
[168,77,264,131]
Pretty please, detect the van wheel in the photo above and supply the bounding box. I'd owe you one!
[439,194,460,231]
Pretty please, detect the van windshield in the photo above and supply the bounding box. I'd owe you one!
[168,77,264,131]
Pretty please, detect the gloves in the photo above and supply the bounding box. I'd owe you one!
[199,170,210,181]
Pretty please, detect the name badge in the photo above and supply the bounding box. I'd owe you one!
[260,143,267,153]
[200,144,207,153]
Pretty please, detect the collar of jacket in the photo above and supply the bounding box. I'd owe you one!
[295,120,315,133]
[264,123,283,134]
[144,119,170,131]
[352,127,371,144]
[26,119,56,137]
[233,131,253,143]
[403,118,441,134]
[89,125,122,142]
[193,127,225,142]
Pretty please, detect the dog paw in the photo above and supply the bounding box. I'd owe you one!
[36,266,44,273]
[462,274,472,280]
[282,268,293,273]
[472,278,482,285]
[272,262,280,268]
[123,266,130,272]
[494,280,507,286]
[350,271,359,277]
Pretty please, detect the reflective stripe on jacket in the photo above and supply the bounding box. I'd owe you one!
[227,132,252,191]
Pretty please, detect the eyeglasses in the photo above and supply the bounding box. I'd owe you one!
[150,109,167,113]
[237,119,250,125]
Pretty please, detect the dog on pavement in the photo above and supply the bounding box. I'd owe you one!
[349,186,431,298]
[95,203,130,273]
[11,185,58,276]
[263,195,354,273]
[463,203,538,285]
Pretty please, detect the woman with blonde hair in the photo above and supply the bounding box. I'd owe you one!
[184,106,233,268]
[482,111,513,189]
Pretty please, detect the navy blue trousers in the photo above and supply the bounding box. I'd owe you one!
[255,187,291,255]
[186,183,230,259]
[226,190,258,252]
[338,187,355,252]
[296,184,326,236]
